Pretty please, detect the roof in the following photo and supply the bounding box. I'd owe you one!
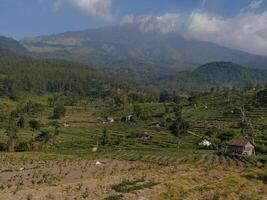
[227,138,253,147]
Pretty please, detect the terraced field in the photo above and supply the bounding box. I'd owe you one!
[0,153,266,200]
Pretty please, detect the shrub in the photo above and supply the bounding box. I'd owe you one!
[52,104,66,119]
[29,119,40,130]
[15,142,29,152]
[17,116,25,128]
[0,143,6,151]
[111,179,156,193]
[104,195,123,200]
[35,131,50,142]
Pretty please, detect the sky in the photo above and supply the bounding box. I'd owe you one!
[0,0,267,56]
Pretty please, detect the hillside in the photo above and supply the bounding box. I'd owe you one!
[0,36,28,55]
[0,54,131,99]
[157,62,267,92]
[22,24,267,83]
[1,36,267,94]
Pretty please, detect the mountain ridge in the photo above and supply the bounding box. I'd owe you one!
[0,36,28,55]
[157,62,267,92]
[21,24,267,83]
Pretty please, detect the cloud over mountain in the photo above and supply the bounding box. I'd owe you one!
[122,9,267,56]
[53,0,113,20]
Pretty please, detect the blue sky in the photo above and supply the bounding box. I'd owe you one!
[0,0,263,39]
[0,0,267,55]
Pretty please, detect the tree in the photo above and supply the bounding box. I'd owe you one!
[188,93,200,107]
[52,104,66,119]
[240,107,252,134]
[114,89,128,110]
[159,90,175,102]
[5,118,18,152]
[169,101,189,137]
[133,104,143,118]
[54,124,60,136]
[100,129,109,146]
[17,116,25,128]
[29,119,40,131]
[255,88,267,107]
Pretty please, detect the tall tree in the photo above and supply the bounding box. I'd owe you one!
[5,118,18,152]
[114,89,128,110]
[169,100,189,137]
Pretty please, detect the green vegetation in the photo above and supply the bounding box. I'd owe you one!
[104,195,123,200]
[157,62,267,92]
[111,179,156,193]
[0,36,266,200]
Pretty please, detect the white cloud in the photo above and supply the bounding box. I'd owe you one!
[186,11,267,56]
[122,13,183,34]
[53,0,113,20]
[249,0,264,9]
[122,10,267,56]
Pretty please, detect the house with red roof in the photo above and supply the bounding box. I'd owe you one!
[227,138,255,156]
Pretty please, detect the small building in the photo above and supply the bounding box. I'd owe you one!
[142,132,151,140]
[227,138,255,156]
[198,139,212,148]
[64,122,70,127]
[121,115,133,123]
[107,117,114,123]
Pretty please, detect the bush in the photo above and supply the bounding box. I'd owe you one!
[29,119,40,130]
[111,179,156,193]
[52,104,66,119]
[256,144,267,154]
[104,195,123,200]
[17,116,25,128]
[15,142,29,152]
[35,131,50,142]
[0,143,6,151]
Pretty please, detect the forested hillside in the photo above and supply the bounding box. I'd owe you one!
[157,62,267,92]
[0,36,28,55]
[0,54,132,99]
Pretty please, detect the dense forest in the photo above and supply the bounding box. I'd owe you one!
[0,53,134,99]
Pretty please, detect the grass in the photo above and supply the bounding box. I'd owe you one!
[104,195,123,200]
[111,179,157,193]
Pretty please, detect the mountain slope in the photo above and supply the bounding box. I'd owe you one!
[0,36,28,55]
[22,24,267,83]
[0,52,130,98]
[157,62,267,92]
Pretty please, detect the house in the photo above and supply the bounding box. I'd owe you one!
[121,115,133,123]
[227,138,255,156]
[149,122,162,131]
[64,122,70,127]
[198,139,212,148]
[97,117,115,124]
[107,117,114,123]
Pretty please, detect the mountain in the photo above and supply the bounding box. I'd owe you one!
[0,36,28,55]
[157,62,267,92]
[21,24,267,84]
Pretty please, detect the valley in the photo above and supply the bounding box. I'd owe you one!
[0,21,267,200]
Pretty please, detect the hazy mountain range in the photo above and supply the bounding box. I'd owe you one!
[0,23,267,92]
[21,23,267,84]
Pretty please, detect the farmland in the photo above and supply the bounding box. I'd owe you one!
[0,88,266,199]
